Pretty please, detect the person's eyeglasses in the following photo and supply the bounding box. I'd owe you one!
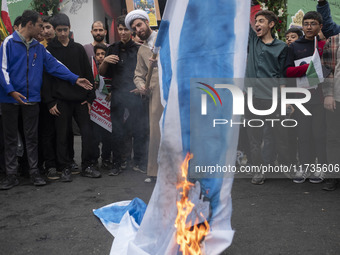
[303,22,319,27]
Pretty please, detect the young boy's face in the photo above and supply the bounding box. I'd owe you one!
[117,24,131,43]
[43,22,55,41]
[255,15,274,39]
[55,25,70,43]
[285,32,299,46]
[302,19,322,40]
[95,49,106,65]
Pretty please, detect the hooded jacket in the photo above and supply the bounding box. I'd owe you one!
[42,37,95,109]
[0,31,78,104]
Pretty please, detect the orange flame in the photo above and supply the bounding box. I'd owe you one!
[175,153,210,255]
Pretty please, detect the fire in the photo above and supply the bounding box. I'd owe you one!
[175,153,210,255]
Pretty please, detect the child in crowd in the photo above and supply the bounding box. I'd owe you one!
[285,27,303,46]
[91,43,112,170]
[246,10,290,185]
[42,13,100,182]
[284,27,304,166]
[285,11,327,184]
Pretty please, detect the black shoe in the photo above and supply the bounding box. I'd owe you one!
[31,172,46,186]
[322,179,338,191]
[108,163,121,176]
[0,175,19,190]
[101,159,111,170]
[46,167,60,180]
[82,166,101,178]
[60,168,72,182]
[70,162,80,175]
[71,162,79,169]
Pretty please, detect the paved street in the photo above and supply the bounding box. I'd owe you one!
[1,137,340,255]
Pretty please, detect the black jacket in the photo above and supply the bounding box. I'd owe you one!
[284,36,326,104]
[104,39,140,108]
[42,37,95,109]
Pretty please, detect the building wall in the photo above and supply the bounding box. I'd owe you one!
[61,0,122,45]
[61,1,97,45]
[93,1,105,25]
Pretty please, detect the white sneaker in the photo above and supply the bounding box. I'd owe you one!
[309,171,324,184]
[251,173,265,185]
[293,170,309,184]
[144,177,156,183]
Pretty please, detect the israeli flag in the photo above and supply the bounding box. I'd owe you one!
[94,0,250,254]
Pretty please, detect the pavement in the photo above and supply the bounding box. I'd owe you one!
[1,136,340,255]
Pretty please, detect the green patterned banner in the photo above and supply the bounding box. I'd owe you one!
[7,0,32,24]
[287,0,340,28]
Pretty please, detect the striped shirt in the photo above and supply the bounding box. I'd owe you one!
[321,34,340,101]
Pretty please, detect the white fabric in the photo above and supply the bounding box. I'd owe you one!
[95,1,251,254]
[146,30,157,49]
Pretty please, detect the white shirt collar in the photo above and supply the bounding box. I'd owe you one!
[146,30,157,49]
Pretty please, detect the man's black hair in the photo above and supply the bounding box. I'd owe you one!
[303,11,323,25]
[94,43,107,54]
[255,10,278,30]
[51,13,70,29]
[116,15,127,27]
[42,15,53,24]
[20,10,40,27]
[285,27,303,37]
[13,16,22,27]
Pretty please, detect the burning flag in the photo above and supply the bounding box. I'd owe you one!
[175,153,210,255]
[94,0,250,254]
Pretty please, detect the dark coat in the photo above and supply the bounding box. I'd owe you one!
[42,37,95,109]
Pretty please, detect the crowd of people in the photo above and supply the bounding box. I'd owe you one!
[0,9,160,190]
[0,0,340,192]
[239,0,340,191]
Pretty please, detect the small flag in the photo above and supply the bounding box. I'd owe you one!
[0,0,12,40]
[306,37,324,87]
[92,56,98,79]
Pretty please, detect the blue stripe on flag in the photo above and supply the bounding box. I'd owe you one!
[93,198,146,225]
[177,0,236,214]
[158,21,172,103]
[177,0,236,153]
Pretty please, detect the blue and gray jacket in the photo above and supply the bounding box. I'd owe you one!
[0,31,78,103]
